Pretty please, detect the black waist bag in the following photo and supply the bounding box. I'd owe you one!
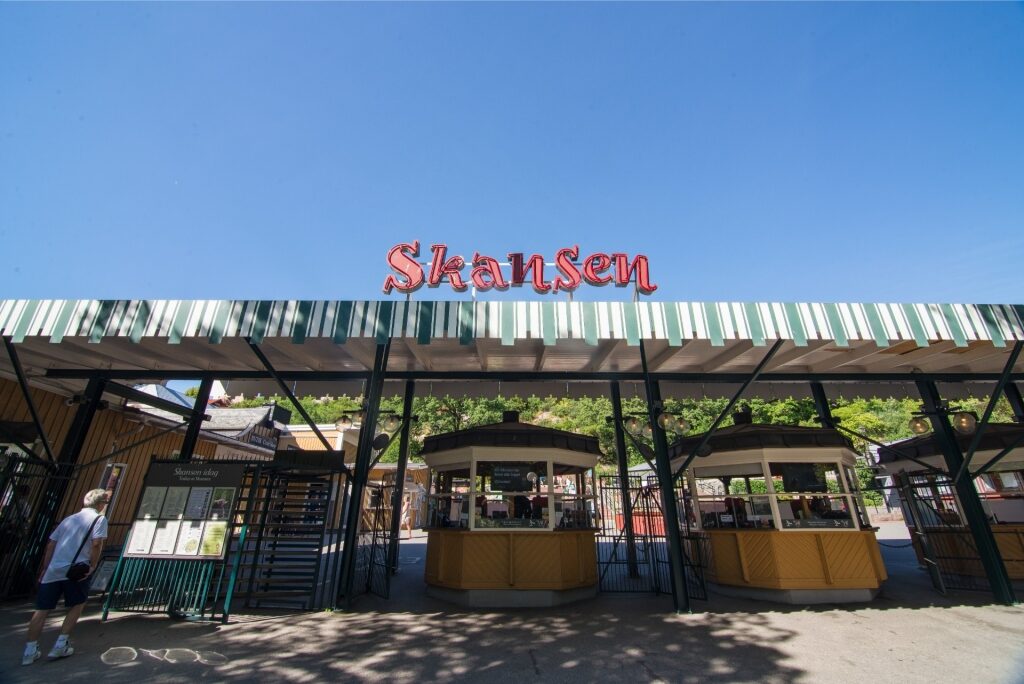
[65,515,102,582]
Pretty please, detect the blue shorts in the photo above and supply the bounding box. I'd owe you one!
[36,578,91,610]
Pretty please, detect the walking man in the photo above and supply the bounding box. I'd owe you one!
[22,488,109,665]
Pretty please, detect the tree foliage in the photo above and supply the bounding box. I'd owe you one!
[226,390,1016,498]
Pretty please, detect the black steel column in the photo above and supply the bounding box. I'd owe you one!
[609,381,639,577]
[338,339,391,607]
[387,380,416,574]
[916,380,1016,604]
[639,341,690,613]
[3,336,56,463]
[19,377,106,593]
[179,376,213,461]
[810,382,836,429]
[1005,383,1024,424]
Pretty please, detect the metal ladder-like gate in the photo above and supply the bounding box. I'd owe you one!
[238,468,338,609]
[596,475,708,600]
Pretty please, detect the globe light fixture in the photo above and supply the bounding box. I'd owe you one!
[951,411,977,435]
[624,417,643,436]
[335,414,353,431]
[641,423,654,440]
[657,413,678,433]
[655,413,689,436]
[382,414,402,433]
[908,416,930,435]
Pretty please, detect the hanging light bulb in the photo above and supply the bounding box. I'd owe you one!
[675,417,689,435]
[335,414,353,431]
[641,423,654,440]
[951,411,977,435]
[657,413,679,433]
[624,417,642,435]
[908,416,930,435]
[383,414,402,433]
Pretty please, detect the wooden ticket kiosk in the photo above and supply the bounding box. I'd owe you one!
[421,411,600,607]
[673,415,887,604]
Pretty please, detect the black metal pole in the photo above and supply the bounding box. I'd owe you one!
[639,340,690,613]
[2,335,57,463]
[673,339,783,479]
[247,339,341,458]
[179,376,213,461]
[810,382,836,429]
[916,380,1016,605]
[609,381,639,577]
[338,339,391,608]
[1005,383,1024,424]
[388,380,416,574]
[19,377,106,594]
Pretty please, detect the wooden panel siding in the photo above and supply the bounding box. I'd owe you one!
[1,378,220,548]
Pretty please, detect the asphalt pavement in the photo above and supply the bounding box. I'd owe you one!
[2,522,1022,683]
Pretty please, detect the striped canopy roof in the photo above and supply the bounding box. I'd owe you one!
[2,299,1022,348]
[1,299,1022,401]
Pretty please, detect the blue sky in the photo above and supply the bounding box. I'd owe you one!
[2,3,1022,304]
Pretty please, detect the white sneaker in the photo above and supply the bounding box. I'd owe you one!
[47,642,74,660]
[21,647,40,665]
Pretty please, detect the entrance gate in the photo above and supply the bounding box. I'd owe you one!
[237,464,343,610]
[596,475,708,600]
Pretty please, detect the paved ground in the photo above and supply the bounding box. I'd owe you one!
[3,522,1023,683]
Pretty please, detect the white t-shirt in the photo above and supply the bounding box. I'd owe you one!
[41,508,108,585]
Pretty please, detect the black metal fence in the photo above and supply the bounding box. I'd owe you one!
[0,448,61,598]
[893,473,991,594]
[595,474,708,600]
[352,482,394,600]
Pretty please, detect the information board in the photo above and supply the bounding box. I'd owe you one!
[124,463,245,560]
[491,464,533,492]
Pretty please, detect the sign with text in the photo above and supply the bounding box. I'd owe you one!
[382,242,658,295]
[781,518,855,529]
[124,462,244,560]
[491,464,534,493]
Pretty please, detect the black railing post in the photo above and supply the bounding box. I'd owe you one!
[337,339,391,608]
[388,380,416,574]
[639,341,690,613]
[609,381,640,577]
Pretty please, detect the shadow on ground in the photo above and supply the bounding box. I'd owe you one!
[3,528,1023,683]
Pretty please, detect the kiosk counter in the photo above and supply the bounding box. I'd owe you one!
[421,412,600,607]
[671,417,887,603]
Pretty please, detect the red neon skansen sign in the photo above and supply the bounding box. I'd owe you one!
[382,242,657,295]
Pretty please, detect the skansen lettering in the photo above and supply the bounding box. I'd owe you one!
[382,242,657,295]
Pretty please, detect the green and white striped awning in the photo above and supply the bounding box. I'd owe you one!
[2,299,1022,348]
[1,299,1022,402]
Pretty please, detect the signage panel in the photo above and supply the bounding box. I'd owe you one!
[124,463,245,560]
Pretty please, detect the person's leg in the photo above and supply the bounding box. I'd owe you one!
[58,602,87,636]
[25,582,59,664]
[26,609,50,642]
[48,579,88,659]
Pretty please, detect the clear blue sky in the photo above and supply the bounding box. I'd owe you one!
[2,2,1022,304]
